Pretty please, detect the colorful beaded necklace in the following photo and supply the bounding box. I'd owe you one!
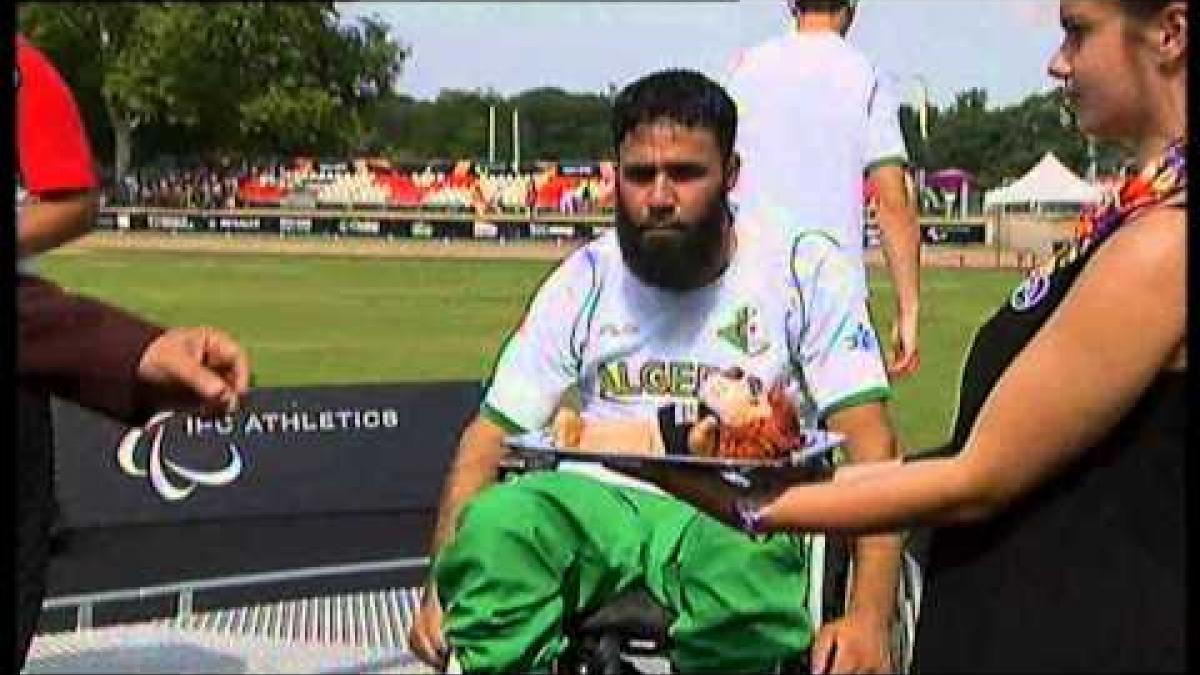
[1075,139,1187,248]
[1010,139,1187,311]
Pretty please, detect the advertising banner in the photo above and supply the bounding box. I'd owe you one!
[98,208,610,242]
[922,222,987,245]
[52,381,482,529]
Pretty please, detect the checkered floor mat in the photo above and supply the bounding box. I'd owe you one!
[25,587,436,674]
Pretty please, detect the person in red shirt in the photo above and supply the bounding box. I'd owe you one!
[16,34,100,257]
[14,35,260,671]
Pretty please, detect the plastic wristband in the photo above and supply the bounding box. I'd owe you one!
[734,497,767,536]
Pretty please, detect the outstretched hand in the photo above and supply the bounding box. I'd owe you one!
[136,326,251,416]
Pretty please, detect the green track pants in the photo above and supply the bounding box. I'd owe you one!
[433,471,812,673]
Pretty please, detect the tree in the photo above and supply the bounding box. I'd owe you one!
[511,88,612,162]
[18,2,406,179]
[898,103,934,169]
[366,86,613,165]
[918,86,1130,190]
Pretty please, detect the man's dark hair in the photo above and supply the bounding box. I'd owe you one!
[788,0,855,13]
[610,69,737,163]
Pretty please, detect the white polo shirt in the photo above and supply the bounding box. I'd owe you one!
[726,29,908,292]
[483,223,890,489]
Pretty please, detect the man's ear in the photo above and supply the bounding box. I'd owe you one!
[725,153,741,192]
[1156,2,1187,70]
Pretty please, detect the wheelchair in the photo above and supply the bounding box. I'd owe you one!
[495,454,928,675]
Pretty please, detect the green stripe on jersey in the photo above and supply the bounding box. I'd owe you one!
[865,155,908,173]
[821,386,892,419]
[480,402,527,434]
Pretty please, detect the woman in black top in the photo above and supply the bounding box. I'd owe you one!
[619,1,1186,671]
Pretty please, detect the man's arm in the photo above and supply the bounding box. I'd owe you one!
[410,248,592,669]
[18,274,164,422]
[19,190,98,257]
[17,36,100,255]
[789,233,902,672]
[826,401,903,613]
[18,275,250,423]
[410,411,517,670]
[872,164,921,378]
[428,414,513,555]
[865,68,922,379]
[809,400,902,674]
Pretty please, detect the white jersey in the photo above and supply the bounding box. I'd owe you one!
[725,30,908,292]
[483,223,890,489]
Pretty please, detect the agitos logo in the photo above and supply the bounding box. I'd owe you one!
[116,411,244,502]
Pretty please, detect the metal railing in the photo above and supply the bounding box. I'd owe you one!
[43,555,430,632]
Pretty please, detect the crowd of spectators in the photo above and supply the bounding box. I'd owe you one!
[102,158,617,214]
[108,165,245,209]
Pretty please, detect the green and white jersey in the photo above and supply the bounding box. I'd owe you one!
[483,223,890,489]
[725,30,908,293]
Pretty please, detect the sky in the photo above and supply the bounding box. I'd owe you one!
[339,0,1065,110]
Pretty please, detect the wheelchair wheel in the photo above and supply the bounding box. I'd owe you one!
[890,550,925,673]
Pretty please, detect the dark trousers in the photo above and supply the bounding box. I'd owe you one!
[16,388,54,672]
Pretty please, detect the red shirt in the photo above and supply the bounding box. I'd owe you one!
[16,35,98,195]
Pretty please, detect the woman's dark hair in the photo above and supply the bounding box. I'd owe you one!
[1117,0,1173,22]
[610,69,737,163]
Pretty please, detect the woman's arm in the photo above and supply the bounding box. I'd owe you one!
[756,208,1186,535]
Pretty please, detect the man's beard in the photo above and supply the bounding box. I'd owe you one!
[615,193,730,291]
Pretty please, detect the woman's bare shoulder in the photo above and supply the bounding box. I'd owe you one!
[1100,205,1186,270]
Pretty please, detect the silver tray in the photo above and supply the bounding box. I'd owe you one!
[503,428,843,488]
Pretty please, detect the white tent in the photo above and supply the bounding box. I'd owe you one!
[983,152,1103,211]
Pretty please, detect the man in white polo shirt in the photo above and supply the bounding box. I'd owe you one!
[727,0,923,378]
[409,69,900,674]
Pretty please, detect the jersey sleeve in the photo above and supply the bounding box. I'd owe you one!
[786,232,891,419]
[865,68,909,173]
[481,248,601,433]
[16,36,98,194]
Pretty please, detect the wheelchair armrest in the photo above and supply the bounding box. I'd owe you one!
[498,451,560,477]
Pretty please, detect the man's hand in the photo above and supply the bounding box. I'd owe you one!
[886,308,920,379]
[552,406,584,448]
[135,327,250,416]
[686,414,720,456]
[810,610,893,674]
[409,586,449,670]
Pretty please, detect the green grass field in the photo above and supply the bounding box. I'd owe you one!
[37,248,1019,452]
